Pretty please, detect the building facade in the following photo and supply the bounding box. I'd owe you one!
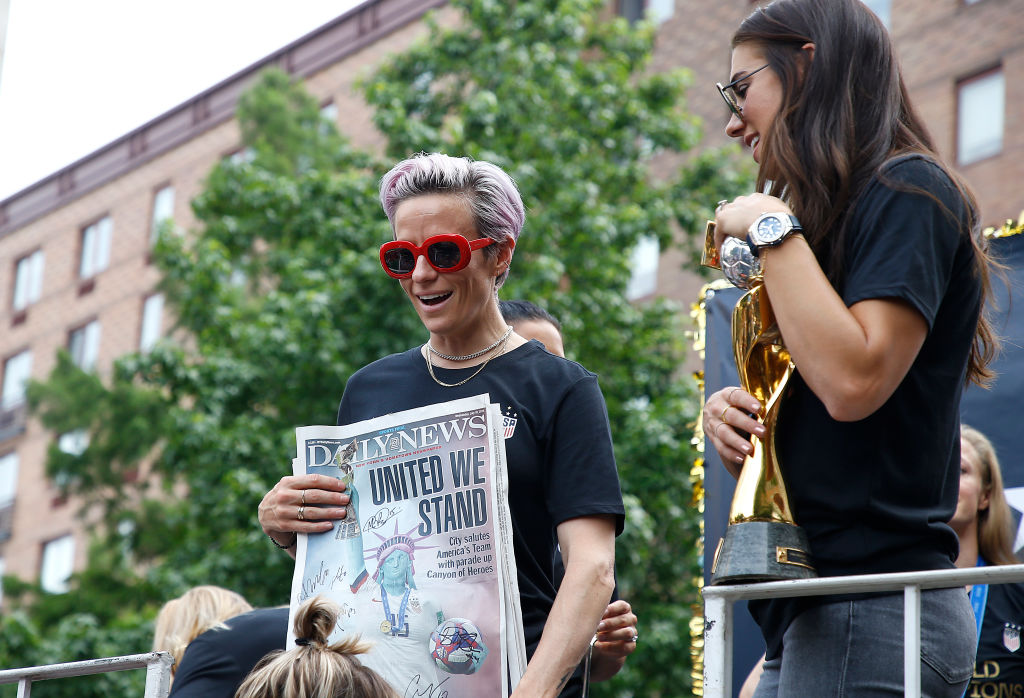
[1,0,1021,599]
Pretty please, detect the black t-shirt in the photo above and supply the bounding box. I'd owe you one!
[168,607,288,697]
[338,340,625,695]
[750,155,981,658]
[970,581,1024,697]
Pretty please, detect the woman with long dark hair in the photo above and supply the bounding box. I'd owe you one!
[705,0,998,694]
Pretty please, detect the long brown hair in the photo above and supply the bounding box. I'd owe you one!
[732,0,998,385]
[962,425,1018,566]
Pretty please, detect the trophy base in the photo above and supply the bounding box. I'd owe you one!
[710,521,816,585]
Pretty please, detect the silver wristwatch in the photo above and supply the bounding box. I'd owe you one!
[746,212,802,257]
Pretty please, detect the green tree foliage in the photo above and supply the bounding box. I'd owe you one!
[6,2,751,696]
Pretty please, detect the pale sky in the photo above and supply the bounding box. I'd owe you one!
[0,0,363,201]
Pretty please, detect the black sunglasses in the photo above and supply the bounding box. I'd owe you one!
[716,63,770,118]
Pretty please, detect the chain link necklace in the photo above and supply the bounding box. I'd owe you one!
[427,326,513,361]
[424,330,513,388]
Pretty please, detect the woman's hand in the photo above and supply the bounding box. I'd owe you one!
[590,600,638,682]
[704,386,766,478]
[714,193,793,250]
[258,474,349,549]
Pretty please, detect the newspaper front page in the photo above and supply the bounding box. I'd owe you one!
[289,394,525,697]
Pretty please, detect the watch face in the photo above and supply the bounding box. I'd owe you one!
[756,215,784,242]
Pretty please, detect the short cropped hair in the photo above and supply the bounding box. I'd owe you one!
[234,596,398,698]
[379,153,525,289]
[498,299,561,333]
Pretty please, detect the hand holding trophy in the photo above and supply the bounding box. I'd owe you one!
[702,220,816,584]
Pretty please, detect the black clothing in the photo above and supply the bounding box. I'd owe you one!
[338,340,624,695]
[168,607,288,698]
[970,581,1024,697]
[751,155,981,659]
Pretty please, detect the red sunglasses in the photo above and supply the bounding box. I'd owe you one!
[379,234,495,279]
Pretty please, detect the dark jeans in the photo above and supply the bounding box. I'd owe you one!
[754,587,975,697]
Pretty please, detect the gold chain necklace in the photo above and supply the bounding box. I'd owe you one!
[424,331,512,388]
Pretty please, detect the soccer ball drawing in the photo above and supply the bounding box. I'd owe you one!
[429,617,489,675]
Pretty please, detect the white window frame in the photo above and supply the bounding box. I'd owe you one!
[80,216,112,278]
[40,534,75,594]
[625,235,660,300]
[13,250,45,310]
[150,185,175,245]
[0,452,18,506]
[1,350,33,408]
[69,320,101,371]
[139,293,164,352]
[957,68,1004,165]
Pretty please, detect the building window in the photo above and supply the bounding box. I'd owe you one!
[958,68,1004,164]
[68,321,101,371]
[0,452,17,506]
[140,293,164,352]
[619,0,674,23]
[80,216,112,278]
[861,0,891,28]
[1,351,32,408]
[228,148,255,165]
[320,101,338,124]
[13,250,45,310]
[625,235,660,300]
[57,430,90,456]
[40,534,75,594]
[150,185,175,245]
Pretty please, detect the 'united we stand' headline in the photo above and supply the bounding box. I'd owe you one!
[306,411,493,539]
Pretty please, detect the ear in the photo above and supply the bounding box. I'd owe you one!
[494,238,516,276]
[979,487,991,512]
[797,42,815,81]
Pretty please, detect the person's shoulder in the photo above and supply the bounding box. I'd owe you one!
[876,153,958,192]
[511,340,597,381]
[348,347,421,382]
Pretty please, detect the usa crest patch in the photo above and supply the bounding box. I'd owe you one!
[1004,622,1021,652]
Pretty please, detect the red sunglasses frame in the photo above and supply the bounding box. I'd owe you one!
[379,234,495,279]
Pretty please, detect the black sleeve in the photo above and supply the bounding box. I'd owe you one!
[168,634,247,697]
[544,375,625,535]
[841,158,967,328]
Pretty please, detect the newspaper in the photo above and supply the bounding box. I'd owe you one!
[289,394,526,697]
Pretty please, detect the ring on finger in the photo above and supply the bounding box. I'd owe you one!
[716,199,729,211]
[630,633,639,643]
[719,405,730,423]
[728,387,740,402]
[297,506,305,521]
[300,489,306,506]
[715,422,727,439]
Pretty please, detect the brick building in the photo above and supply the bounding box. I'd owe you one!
[1,0,1021,601]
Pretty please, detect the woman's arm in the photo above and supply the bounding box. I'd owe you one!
[511,515,617,698]
[715,194,927,422]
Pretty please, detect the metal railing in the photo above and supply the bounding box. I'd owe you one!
[0,651,172,698]
[702,564,1024,698]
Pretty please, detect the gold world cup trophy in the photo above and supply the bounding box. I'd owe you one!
[702,221,816,584]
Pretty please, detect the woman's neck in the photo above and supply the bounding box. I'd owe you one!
[954,521,981,569]
[428,313,511,367]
